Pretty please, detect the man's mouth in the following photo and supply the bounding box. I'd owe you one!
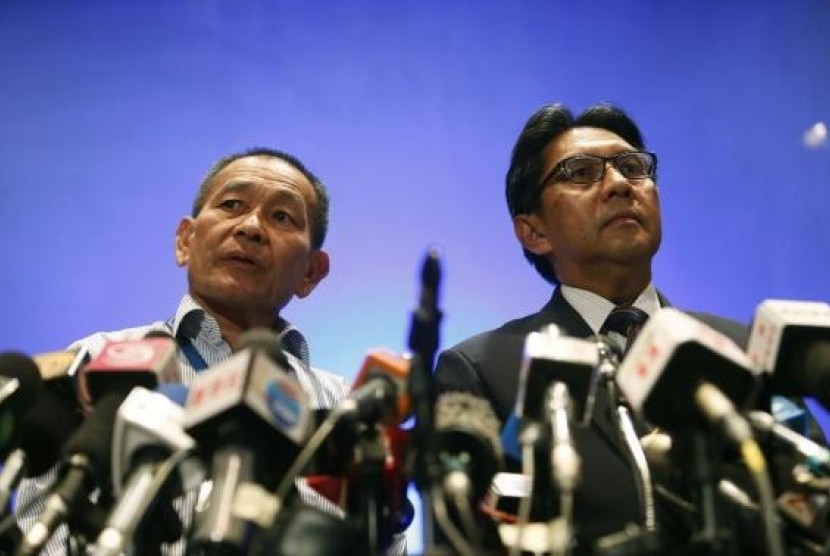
[604,210,640,227]
[222,253,264,269]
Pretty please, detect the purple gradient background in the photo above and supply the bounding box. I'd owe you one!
[1,2,829,550]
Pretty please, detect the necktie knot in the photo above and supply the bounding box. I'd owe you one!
[599,306,650,353]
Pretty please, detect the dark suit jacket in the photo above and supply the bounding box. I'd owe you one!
[434,287,750,551]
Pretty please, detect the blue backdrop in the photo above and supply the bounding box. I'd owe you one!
[1,2,829,550]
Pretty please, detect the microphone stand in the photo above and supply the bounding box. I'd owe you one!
[677,430,737,556]
[595,338,664,556]
[406,249,443,554]
[348,424,388,554]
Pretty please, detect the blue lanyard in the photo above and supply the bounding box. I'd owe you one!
[166,318,209,372]
[178,335,209,372]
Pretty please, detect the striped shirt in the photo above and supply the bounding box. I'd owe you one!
[15,293,406,555]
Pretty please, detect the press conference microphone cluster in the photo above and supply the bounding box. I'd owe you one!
[616,307,787,556]
[0,348,88,519]
[17,333,177,555]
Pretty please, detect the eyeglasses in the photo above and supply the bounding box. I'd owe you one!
[540,151,657,188]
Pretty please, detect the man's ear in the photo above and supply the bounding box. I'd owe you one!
[175,218,195,267]
[295,250,330,299]
[513,214,553,256]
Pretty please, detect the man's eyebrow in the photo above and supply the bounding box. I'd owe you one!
[216,181,254,194]
[216,180,306,206]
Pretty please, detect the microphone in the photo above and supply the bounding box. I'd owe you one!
[748,410,830,475]
[0,353,44,449]
[93,385,203,556]
[515,324,600,426]
[0,353,44,516]
[184,327,313,555]
[332,350,413,552]
[500,326,600,463]
[616,308,760,433]
[0,352,88,522]
[430,391,504,555]
[17,339,165,555]
[78,336,177,408]
[32,346,90,382]
[433,391,503,505]
[408,247,442,368]
[746,299,830,407]
[401,249,444,550]
[338,349,411,425]
[617,309,787,556]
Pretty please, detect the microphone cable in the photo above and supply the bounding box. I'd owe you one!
[272,406,343,509]
[696,383,784,556]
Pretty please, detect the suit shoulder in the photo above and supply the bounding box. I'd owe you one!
[683,310,750,349]
[443,313,542,356]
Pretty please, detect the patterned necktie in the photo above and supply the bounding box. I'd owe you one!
[599,305,650,355]
[600,305,653,436]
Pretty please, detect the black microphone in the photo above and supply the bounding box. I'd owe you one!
[405,249,444,549]
[0,348,88,536]
[746,299,830,408]
[407,247,442,368]
[0,353,45,516]
[17,339,164,556]
[515,324,600,426]
[616,308,760,434]
[0,352,42,420]
[183,328,313,555]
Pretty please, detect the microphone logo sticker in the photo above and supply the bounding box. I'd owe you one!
[102,342,157,365]
[265,380,301,428]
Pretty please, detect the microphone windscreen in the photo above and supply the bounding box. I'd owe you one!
[434,391,503,500]
[19,389,82,475]
[0,352,43,416]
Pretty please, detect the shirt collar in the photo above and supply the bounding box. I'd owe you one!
[560,283,661,335]
[170,293,312,368]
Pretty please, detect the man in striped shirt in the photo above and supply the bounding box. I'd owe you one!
[16,147,406,555]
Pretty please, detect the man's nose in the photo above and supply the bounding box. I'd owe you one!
[600,163,634,200]
[235,212,264,242]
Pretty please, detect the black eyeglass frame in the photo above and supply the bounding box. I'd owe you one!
[539,150,658,189]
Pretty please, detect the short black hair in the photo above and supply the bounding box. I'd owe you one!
[193,147,330,249]
[505,103,648,284]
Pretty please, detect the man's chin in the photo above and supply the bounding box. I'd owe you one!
[601,239,658,262]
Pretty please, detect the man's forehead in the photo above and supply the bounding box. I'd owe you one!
[546,127,634,162]
[215,155,305,183]
[208,155,314,200]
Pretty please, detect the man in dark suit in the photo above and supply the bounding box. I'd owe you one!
[434,102,751,553]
